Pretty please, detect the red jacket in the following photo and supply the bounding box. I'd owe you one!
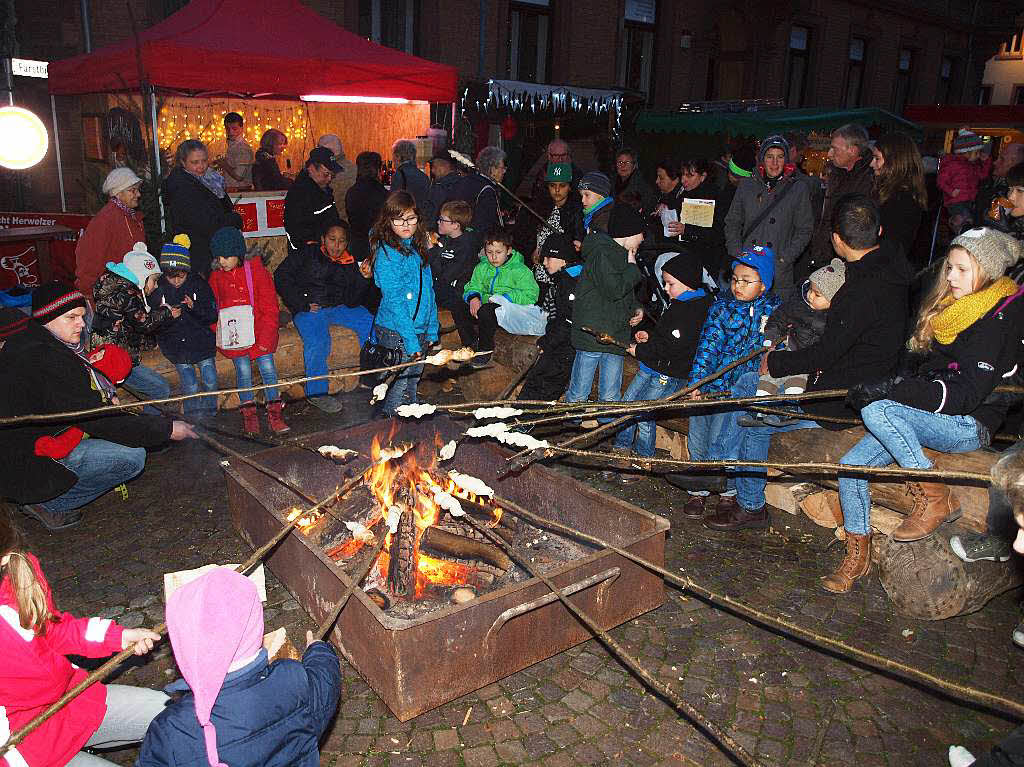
[937,153,992,206]
[0,554,126,767]
[74,200,146,301]
[208,257,280,359]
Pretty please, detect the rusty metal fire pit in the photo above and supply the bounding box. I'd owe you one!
[222,416,668,721]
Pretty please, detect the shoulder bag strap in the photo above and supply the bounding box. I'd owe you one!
[243,260,255,305]
[413,260,423,321]
[740,175,798,243]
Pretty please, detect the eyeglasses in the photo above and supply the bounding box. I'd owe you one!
[437,216,454,224]
[730,275,762,287]
[549,152,569,160]
[616,159,635,166]
[391,216,419,226]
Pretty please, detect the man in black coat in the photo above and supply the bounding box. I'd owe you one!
[710,195,912,531]
[346,151,389,263]
[284,147,343,255]
[0,285,194,530]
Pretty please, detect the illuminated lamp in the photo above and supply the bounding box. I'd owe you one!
[0,106,49,170]
[299,94,428,104]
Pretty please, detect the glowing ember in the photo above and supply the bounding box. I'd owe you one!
[329,433,505,600]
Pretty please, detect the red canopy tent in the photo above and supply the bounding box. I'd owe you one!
[47,0,457,102]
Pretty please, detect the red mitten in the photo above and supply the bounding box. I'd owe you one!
[34,428,85,459]
[88,343,133,385]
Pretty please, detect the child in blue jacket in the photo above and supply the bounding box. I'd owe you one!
[674,245,781,518]
[371,191,439,416]
[136,567,341,767]
[149,235,219,419]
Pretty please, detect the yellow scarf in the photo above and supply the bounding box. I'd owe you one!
[931,277,1019,345]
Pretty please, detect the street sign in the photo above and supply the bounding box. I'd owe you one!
[10,59,48,78]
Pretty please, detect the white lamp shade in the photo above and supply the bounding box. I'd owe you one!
[0,106,49,170]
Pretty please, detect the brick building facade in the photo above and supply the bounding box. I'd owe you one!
[3,0,1021,214]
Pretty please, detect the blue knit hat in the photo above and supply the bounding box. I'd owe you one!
[210,227,246,261]
[733,245,775,291]
[160,234,192,272]
[758,135,790,166]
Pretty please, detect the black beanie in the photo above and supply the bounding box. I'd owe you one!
[660,255,703,291]
[607,204,645,238]
[31,281,87,326]
[540,232,581,265]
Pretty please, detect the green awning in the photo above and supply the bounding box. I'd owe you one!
[635,107,919,137]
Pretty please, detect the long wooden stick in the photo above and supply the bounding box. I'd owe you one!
[497,347,541,401]
[505,346,768,473]
[460,514,766,767]
[317,534,387,639]
[490,493,1024,720]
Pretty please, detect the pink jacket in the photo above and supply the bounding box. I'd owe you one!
[937,153,992,206]
[0,555,126,767]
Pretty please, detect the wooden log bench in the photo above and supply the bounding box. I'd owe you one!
[475,328,1020,619]
[136,322,362,411]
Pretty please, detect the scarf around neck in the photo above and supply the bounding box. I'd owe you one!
[931,276,1018,345]
[583,196,614,231]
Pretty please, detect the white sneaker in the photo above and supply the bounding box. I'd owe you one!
[949,744,976,766]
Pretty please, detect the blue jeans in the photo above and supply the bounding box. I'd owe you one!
[376,326,427,416]
[122,364,171,416]
[39,439,147,514]
[293,305,375,396]
[232,354,279,404]
[174,358,218,417]
[613,369,683,457]
[687,371,760,497]
[734,417,821,509]
[566,351,624,421]
[838,399,984,535]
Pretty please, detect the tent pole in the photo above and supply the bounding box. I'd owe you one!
[50,95,66,212]
[450,101,455,145]
[147,85,165,229]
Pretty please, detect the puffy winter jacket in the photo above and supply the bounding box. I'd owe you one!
[208,257,280,360]
[725,169,814,298]
[149,272,218,365]
[372,241,439,355]
[136,644,340,767]
[635,290,714,380]
[890,283,1023,437]
[570,232,643,355]
[283,170,342,253]
[427,231,481,293]
[538,264,583,353]
[763,289,827,351]
[769,239,914,427]
[688,291,782,393]
[0,555,131,767]
[274,242,374,316]
[463,248,539,306]
[937,153,992,207]
[91,269,172,362]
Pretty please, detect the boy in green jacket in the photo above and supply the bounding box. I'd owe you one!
[463,228,542,367]
[566,204,645,410]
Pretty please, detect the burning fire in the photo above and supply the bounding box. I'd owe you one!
[325,433,504,599]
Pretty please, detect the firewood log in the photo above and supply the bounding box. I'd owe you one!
[421,527,511,572]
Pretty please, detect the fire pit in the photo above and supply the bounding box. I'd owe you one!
[223,416,668,721]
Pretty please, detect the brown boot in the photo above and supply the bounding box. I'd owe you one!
[891,481,961,542]
[266,400,290,434]
[239,402,260,436]
[821,532,872,593]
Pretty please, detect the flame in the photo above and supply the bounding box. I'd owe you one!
[286,507,322,532]
[328,432,504,600]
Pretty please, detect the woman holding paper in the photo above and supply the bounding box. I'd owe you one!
[724,135,814,300]
[661,158,731,283]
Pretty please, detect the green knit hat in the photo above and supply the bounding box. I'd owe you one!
[546,162,572,183]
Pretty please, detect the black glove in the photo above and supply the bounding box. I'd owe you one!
[846,378,896,411]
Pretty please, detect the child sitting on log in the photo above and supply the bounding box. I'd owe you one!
[462,227,541,368]
[149,234,220,420]
[274,220,376,413]
[136,567,341,767]
[518,233,584,401]
[607,254,713,481]
[738,257,846,427]
[427,200,479,349]
[672,245,782,523]
[0,513,165,766]
[829,227,1023,594]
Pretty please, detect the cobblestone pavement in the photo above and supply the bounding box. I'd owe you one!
[23,388,1024,767]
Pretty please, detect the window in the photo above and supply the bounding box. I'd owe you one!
[1013,85,1024,105]
[507,1,550,83]
[977,85,992,105]
[892,47,914,113]
[936,56,957,104]
[843,37,866,107]
[359,0,420,54]
[618,0,657,100]
[785,26,811,107]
